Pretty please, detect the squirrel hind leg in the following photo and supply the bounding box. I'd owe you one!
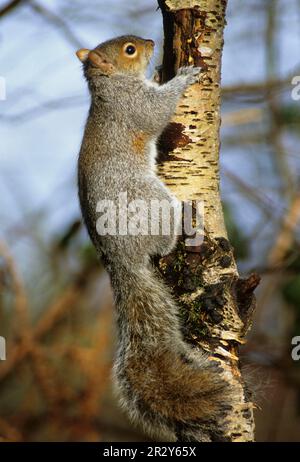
[154,233,178,257]
[149,205,181,257]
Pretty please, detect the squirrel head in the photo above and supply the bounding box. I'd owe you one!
[76,35,154,79]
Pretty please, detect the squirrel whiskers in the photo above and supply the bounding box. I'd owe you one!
[76,35,232,442]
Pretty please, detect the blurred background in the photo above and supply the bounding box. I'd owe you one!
[0,0,300,442]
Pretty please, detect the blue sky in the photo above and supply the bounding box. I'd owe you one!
[1,0,300,279]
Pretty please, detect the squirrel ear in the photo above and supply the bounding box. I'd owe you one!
[88,51,115,75]
[76,48,90,62]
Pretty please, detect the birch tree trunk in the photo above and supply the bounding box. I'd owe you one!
[157,0,258,442]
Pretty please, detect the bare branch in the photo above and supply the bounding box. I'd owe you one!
[28,0,82,48]
[0,95,86,123]
[222,66,300,99]
[0,0,27,19]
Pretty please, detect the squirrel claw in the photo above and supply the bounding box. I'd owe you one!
[177,66,201,84]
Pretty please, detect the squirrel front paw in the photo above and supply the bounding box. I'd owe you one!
[177,66,201,84]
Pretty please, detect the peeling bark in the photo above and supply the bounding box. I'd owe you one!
[157,0,258,442]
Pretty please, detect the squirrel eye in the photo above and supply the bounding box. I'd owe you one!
[124,44,136,56]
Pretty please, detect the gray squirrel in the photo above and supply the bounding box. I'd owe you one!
[76,35,232,442]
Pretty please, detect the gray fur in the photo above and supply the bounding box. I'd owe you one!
[77,36,231,442]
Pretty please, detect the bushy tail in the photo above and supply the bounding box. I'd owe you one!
[110,263,234,442]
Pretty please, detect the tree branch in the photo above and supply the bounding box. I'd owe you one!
[0,0,27,19]
[158,0,257,442]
